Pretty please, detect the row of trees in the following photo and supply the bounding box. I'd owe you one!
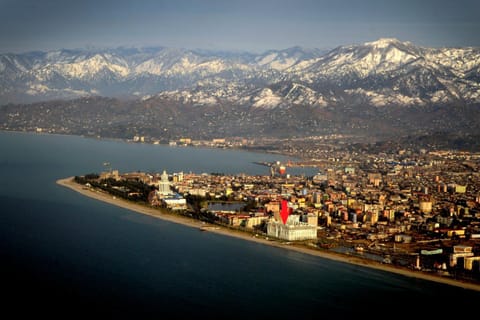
[75,174,155,203]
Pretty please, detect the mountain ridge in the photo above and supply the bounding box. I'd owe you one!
[1,38,479,107]
[1,39,480,148]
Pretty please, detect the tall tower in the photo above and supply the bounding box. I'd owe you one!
[158,170,171,196]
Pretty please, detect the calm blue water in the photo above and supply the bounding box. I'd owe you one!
[0,131,478,319]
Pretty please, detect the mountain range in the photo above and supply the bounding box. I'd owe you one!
[1,38,479,146]
[1,38,479,107]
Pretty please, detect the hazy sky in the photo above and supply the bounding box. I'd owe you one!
[0,0,479,53]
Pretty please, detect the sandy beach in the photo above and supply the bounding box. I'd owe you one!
[57,176,480,292]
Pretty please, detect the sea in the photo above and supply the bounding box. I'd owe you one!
[0,131,478,319]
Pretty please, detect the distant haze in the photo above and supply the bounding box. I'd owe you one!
[0,0,479,54]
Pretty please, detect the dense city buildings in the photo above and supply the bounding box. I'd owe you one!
[77,145,480,284]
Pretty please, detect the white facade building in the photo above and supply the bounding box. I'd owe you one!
[158,170,171,196]
[162,197,187,210]
[267,215,317,241]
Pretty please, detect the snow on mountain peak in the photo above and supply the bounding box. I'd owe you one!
[1,39,479,106]
[364,38,403,48]
[299,37,422,79]
[252,88,283,108]
[54,53,130,79]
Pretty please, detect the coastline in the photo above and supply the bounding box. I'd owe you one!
[57,176,480,293]
[0,130,295,158]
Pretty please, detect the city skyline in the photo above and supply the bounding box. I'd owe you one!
[0,0,479,54]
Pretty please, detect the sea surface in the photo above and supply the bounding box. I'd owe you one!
[0,131,478,319]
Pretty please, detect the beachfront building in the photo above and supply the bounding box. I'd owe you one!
[267,215,317,241]
[162,195,187,210]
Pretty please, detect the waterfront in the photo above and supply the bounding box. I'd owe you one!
[57,176,480,292]
[1,131,479,318]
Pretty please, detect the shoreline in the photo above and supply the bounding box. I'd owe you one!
[57,176,480,293]
[0,130,306,162]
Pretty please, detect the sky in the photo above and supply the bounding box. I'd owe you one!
[0,0,479,53]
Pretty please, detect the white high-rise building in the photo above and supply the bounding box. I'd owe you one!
[158,170,171,196]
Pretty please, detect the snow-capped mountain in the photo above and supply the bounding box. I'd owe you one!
[1,38,479,107]
[288,38,480,106]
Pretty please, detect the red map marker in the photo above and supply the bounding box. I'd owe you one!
[280,199,290,224]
